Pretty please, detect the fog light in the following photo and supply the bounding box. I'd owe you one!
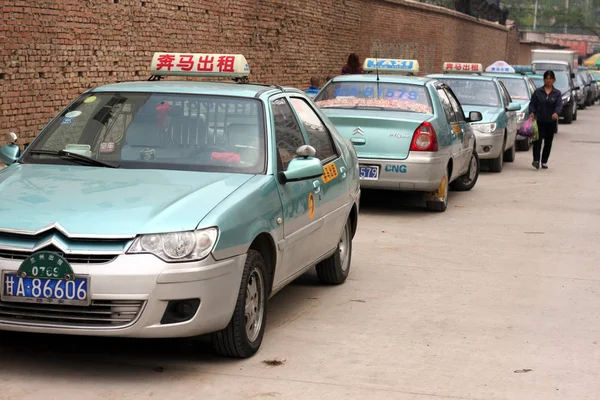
[161,299,200,324]
[483,146,491,152]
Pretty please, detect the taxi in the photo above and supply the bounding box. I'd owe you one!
[428,63,520,173]
[314,58,483,212]
[0,53,360,358]
[484,62,539,151]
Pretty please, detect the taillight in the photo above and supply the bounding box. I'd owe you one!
[410,121,438,152]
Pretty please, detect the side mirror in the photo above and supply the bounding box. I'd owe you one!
[280,156,324,183]
[507,103,521,112]
[467,111,483,123]
[0,132,20,165]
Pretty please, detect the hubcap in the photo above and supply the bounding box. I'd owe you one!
[244,268,264,342]
[467,154,477,182]
[339,224,350,272]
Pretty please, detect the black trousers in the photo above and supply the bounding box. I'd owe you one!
[533,120,556,163]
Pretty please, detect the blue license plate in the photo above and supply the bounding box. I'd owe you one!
[359,165,379,180]
[1,273,90,306]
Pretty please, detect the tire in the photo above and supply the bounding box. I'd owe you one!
[450,151,480,191]
[426,170,448,212]
[211,250,268,358]
[504,139,516,162]
[563,104,573,124]
[516,139,530,151]
[316,219,352,285]
[489,136,505,173]
[573,107,578,121]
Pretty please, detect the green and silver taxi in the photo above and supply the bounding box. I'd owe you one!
[314,58,483,212]
[0,53,360,358]
[428,62,520,173]
[484,62,539,151]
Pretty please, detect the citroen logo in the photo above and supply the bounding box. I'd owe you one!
[353,127,364,136]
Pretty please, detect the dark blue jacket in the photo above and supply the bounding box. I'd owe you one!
[529,86,563,123]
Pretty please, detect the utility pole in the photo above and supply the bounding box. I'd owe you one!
[565,0,569,34]
[533,0,538,30]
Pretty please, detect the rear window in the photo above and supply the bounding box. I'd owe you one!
[498,78,529,100]
[437,79,500,107]
[314,81,432,114]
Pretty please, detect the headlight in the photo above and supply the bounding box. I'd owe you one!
[517,112,525,122]
[562,94,571,102]
[472,122,497,134]
[127,228,218,262]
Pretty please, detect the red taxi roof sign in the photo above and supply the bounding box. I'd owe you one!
[150,53,250,78]
[362,58,420,74]
[443,62,483,73]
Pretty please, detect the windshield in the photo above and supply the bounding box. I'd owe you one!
[531,76,544,88]
[436,79,500,107]
[533,62,568,71]
[22,92,266,173]
[591,72,600,81]
[553,72,570,90]
[498,78,529,100]
[314,81,433,113]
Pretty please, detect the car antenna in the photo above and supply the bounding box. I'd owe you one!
[375,52,380,98]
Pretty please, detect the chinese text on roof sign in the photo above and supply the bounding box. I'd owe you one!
[150,53,250,78]
[362,59,420,74]
[443,62,483,73]
[485,61,515,73]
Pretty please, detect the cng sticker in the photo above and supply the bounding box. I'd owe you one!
[308,192,315,221]
[322,163,338,183]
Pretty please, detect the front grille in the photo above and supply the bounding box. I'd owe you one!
[0,300,145,329]
[0,247,118,264]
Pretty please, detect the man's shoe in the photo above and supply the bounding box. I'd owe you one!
[542,163,548,169]
[532,161,540,169]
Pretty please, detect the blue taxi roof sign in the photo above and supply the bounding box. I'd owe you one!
[150,53,250,78]
[485,61,515,73]
[443,62,483,73]
[362,58,420,74]
[512,65,536,74]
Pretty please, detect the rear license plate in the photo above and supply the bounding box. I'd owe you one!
[359,165,379,180]
[1,273,90,306]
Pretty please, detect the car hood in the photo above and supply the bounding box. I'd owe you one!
[461,105,502,123]
[0,164,253,236]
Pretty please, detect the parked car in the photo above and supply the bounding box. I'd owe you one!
[484,63,541,151]
[0,52,361,359]
[577,68,597,106]
[527,70,578,124]
[314,58,482,212]
[574,72,589,110]
[428,63,520,173]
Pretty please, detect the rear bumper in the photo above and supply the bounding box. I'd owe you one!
[357,152,447,192]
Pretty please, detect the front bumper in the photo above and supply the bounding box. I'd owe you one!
[357,152,447,192]
[473,129,504,159]
[0,253,245,338]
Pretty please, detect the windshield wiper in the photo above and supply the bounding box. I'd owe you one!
[28,150,121,169]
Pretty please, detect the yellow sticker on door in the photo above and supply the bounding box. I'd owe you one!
[308,192,315,220]
[322,163,339,183]
[452,124,461,134]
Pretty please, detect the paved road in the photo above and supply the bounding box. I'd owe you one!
[2,107,599,400]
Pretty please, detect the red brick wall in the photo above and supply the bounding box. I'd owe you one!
[0,0,514,146]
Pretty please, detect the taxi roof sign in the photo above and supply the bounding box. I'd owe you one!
[362,58,420,74]
[485,61,515,73]
[150,53,250,78]
[512,65,536,74]
[443,62,483,73]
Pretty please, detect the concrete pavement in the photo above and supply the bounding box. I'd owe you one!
[1,108,599,400]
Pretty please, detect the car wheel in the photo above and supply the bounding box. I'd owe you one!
[426,170,448,212]
[489,137,505,173]
[211,249,268,358]
[450,151,479,191]
[316,219,352,285]
[563,104,573,124]
[573,106,578,121]
[504,139,516,162]
[516,139,529,151]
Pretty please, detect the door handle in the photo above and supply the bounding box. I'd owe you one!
[351,137,366,146]
[312,180,321,194]
[340,166,347,179]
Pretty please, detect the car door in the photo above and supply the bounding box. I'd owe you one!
[498,81,517,149]
[444,86,472,176]
[435,87,464,180]
[288,96,349,260]
[270,96,324,285]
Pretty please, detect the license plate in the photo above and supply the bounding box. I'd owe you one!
[1,273,90,306]
[1,250,90,306]
[359,165,379,180]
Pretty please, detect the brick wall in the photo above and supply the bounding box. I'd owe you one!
[0,0,515,146]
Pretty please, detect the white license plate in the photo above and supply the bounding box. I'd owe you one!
[1,272,90,306]
[359,165,379,180]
